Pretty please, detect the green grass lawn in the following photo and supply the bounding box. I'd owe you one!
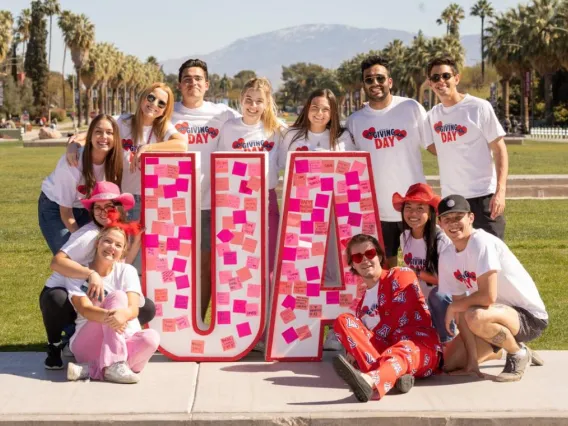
[0,142,567,351]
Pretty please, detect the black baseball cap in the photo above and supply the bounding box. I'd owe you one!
[437,194,471,217]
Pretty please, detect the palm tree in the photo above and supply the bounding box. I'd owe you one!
[337,58,359,115]
[0,11,14,65]
[60,12,95,125]
[109,49,125,114]
[437,3,465,38]
[122,55,139,113]
[94,42,118,114]
[57,10,72,109]
[429,35,466,70]
[80,42,101,122]
[16,9,31,61]
[382,40,411,96]
[470,0,494,82]
[436,7,452,35]
[43,0,60,70]
[406,31,430,104]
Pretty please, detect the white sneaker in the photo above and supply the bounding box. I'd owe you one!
[323,331,343,351]
[67,362,89,381]
[62,343,74,358]
[103,361,140,384]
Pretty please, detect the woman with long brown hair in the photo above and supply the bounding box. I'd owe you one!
[39,114,123,254]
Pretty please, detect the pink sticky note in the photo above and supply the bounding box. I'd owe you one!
[246,176,261,192]
[217,229,234,243]
[295,186,309,199]
[162,319,176,332]
[320,177,334,191]
[295,159,309,173]
[345,171,360,186]
[167,238,180,251]
[172,257,187,273]
[232,161,247,176]
[284,233,299,246]
[326,291,340,305]
[233,210,247,224]
[282,294,296,310]
[315,193,330,208]
[162,270,175,283]
[154,164,168,177]
[163,223,175,237]
[239,180,253,195]
[360,180,371,193]
[217,311,231,325]
[246,256,260,270]
[246,303,259,316]
[179,226,192,240]
[173,212,187,226]
[221,336,236,351]
[305,266,320,281]
[217,292,230,305]
[179,161,192,174]
[233,299,247,314]
[287,198,300,213]
[164,184,178,199]
[224,251,237,265]
[236,266,252,282]
[311,209,325,222]
[347,189,361,203]
[339,223,352,239]
[236,322,252,338]
[351,160,366,175]
[348,212,362,227]
[176,316,190,330]
[335,203,350,217]
[280,308,296,324]
[300,220,314,234]
[145,234,159,248]
[229,277,243,291]
[282,327,299,344]
[146,157,159,165]
[144,175,158,189]
[176,178,189,192]
[247,284,261,298]
[306,283,320,297]
[155,303,163,317]
[283,247,297,261]
[219,270,232,284]
[175,294,189,309]
[176,275,190,290]
[247,163,261,177]
[168,164,181,180]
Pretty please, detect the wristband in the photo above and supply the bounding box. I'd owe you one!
[87,270,96,282]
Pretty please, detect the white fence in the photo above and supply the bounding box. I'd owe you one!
[529,127,568,139]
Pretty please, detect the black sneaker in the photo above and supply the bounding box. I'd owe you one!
[332,355,373,402]
[394,374,415,393]
[495,350,530,382]
[45,343,63,370]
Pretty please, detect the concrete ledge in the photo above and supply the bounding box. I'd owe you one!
[23,138,68,148]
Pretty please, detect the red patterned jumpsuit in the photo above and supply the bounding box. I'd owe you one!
[333,267,442,399]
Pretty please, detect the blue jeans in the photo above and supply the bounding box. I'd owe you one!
[127,194,142,274]
[427,286,455,343]
[38,192,91,255]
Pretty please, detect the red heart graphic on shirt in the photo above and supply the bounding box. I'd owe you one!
[362,127,375,140]
[175,122,189,134]
[434,121,443,134]
[208,127,219,138]
[262,141,275,152]
[122,138,134,151]
[296,146,309,151]
[232,138,245,149]
[403,252,412,265]
[76,185,87,195]
[454,270,462,281]
[456,125,468,136]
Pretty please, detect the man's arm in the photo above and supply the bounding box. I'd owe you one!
[489,137,508,219]
[447,270,498,315]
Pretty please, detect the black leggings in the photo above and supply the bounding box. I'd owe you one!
[39,286,157,344]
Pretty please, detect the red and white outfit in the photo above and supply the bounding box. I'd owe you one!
[346,98,428,223]
[424,95,506,199]
[438,229,548,320]
[66,263,160,380]
[334,267,442,399]
[219,117,284,275]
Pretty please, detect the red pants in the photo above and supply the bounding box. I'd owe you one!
[334,313,440,399]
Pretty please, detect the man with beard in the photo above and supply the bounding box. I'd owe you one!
[172,59,240,321]
[347,56,433,268]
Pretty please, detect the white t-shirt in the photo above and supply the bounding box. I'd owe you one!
[41,155,105,209]
[425,94,506,198]
[281,128,356,158]
[347,97,428,222]
[67,263,145,347]
[171,102,240,210]
[219,118,283,189]
[116,114,178,195]
[400,227,452,298]
[44,221,100,289]
[438,229,548,320]
[359,283,381,330]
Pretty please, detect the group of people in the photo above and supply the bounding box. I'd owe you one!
[35,54,548,394]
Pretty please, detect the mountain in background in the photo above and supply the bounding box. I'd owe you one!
[161,24,481,88]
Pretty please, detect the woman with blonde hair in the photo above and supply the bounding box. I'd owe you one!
[66,82,187,271]
[219,77,285,277]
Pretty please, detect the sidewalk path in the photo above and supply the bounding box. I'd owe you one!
[1,351,567,425]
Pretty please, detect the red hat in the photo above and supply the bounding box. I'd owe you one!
[392,183,441,212]
[80,182,135,211]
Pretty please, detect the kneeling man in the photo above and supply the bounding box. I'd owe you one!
[332,234,442,402]
[438,195,548,382]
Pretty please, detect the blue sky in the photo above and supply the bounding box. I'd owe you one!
[6,0,522,76]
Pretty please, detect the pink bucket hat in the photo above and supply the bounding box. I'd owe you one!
[80,182,135,211]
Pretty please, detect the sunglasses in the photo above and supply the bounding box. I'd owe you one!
[364,75,387,85]
[350,248,377,264]
[429,72,454,83]
[93,205,116,217]
[146,93,167,109]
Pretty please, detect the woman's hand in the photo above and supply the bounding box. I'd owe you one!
[104,308,130,333]
[445,304,459,336]
[87,271,105,302]
[66,136,81,167]
[131,144,149,173]
[447,362,486,379]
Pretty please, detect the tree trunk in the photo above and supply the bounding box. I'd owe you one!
[62,44,66,110]
[480,17,485,83]
[86,87,93,124]
[48,16,53,70]
[123,85,127,113]
[76,67,83,126]
[501,79,510,121]
[544,72,553,125]
[522,72,530,133]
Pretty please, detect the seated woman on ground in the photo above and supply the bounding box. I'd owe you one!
[41,182,155,370]
[66,220,160,384]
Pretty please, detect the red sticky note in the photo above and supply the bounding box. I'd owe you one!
[242,238,257,253]
[172,198,186,212]
[295,296,309,310]
[162,318,176,332]
[296,325,312,341]
[280,308,296,324]
[236,266,252,282]
[216,177,230,191]
[173,212,187,226]
[191,340,205,354]
[155,288,168,302]
[216,159,228,173]
[309,304,323,318]
[221,336,236,351]
[146,195,158,209]
[158,207,171,221]
[244,197,258,211]
[178,242,191,258]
